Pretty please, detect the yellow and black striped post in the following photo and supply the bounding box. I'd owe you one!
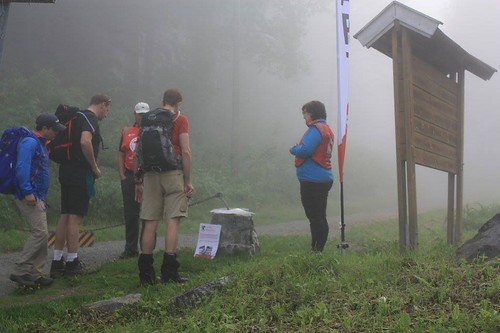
[47,231,95,247]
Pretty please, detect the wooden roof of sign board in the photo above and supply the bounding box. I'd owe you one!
[353,1,497,81]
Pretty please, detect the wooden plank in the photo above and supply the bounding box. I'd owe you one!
[413,131,457,160]
[413,87,458,132]
[412,55,459,94]
[414,148,457,173]
[413,117,457,147]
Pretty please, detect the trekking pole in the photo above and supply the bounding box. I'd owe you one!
[188,192,230,209]
[77,192,231,233]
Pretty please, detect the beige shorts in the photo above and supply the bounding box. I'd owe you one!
[140,170,188,221]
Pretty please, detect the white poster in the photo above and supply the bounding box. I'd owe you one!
[194,223,222,260]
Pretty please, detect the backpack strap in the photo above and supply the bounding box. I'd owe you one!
[77,111,95,133]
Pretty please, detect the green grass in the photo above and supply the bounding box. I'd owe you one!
[1,211,499,332]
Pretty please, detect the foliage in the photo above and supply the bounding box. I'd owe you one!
[463,203,500,232]
[0,216,499,332]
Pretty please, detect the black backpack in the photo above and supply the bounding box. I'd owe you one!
[47,104,95,164]
[136,108,181,172]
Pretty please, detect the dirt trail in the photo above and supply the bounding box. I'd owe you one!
[0,211,395,297]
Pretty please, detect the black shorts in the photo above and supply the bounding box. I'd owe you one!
[60,185,90,216]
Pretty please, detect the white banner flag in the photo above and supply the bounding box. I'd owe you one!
[336,0,350,183]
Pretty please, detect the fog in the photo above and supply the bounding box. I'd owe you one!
[1,0,499,214]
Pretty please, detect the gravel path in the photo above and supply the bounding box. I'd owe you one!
[0,211,395,296]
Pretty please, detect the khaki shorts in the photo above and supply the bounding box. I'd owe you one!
[140,170,188,221]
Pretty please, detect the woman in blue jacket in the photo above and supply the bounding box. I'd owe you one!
[290,101,334,252]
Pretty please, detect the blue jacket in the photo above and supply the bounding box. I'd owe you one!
[290,119,334,183]
[15,134,50,201]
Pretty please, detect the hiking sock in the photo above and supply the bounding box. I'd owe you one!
[53,250,64,261]
[67,253,78,262]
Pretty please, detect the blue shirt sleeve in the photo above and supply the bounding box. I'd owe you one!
[15,136,38,197]
[290,126,322,158]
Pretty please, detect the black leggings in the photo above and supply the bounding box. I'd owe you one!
[300,181,333,252]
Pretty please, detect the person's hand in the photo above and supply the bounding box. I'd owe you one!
[119,174,126,181]
[24,194,36,206]
[135,183,143,203]
[184,183,194,198]
[93,166,101,178]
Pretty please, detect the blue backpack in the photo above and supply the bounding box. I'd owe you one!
[0,127,36,194]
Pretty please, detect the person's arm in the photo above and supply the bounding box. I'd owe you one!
[133,136,143,203]
[118,130,126,181]
[118,151,126,181]
[179,132,194,197]
[80,131,101,178]
[290,127,321,158]
[15,137,37,205]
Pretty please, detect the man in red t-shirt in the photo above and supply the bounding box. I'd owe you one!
[134,89,194,286]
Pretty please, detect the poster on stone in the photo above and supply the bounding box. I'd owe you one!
[194,223,222,260]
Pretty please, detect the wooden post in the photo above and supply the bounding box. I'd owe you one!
[447,173,455,243]
[392,23,408,253]
[401,28,418,251]
[456,69,465,243]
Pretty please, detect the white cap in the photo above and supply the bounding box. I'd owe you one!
[134,102,150,114]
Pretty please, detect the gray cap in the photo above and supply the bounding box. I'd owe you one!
[36,113,66,132]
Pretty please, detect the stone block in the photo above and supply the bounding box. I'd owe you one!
[210,208,260,256]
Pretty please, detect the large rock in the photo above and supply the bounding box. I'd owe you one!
[211,208,260,256]
[81,293,142,314]
[169,276,231,309]
[456,214,500,262]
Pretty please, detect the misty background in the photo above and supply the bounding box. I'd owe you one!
[1,0,498,219]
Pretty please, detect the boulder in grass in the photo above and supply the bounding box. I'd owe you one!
[456,214,500,262]
[81,293,142,314]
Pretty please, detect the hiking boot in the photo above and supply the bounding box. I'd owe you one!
[50,258,65,278]
[10,274,35,287]
[65,258,84,276]
[160,253,188,284]
[138,254,156,286]
[34,276,54,287]
[119,251,139,259]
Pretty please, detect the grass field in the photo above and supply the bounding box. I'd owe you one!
[1,210,499,332]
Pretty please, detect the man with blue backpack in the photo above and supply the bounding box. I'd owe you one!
[0,113,66,287]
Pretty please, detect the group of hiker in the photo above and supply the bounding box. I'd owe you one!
[3,91,335,290]
[4,88,193,288]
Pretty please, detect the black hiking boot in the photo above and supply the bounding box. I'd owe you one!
[138,254,156,286]
[34,276,54,287]
[65,258,84,276]
[160,253,188,284]
[50,258,65,278]
[10,274,35,287]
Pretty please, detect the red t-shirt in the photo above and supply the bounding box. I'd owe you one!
[171,113,189,158]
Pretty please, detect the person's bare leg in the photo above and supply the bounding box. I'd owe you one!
[54,214,69,250]
[164,217,181,253]
[141,220,159,254]
[66,214,82,253]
